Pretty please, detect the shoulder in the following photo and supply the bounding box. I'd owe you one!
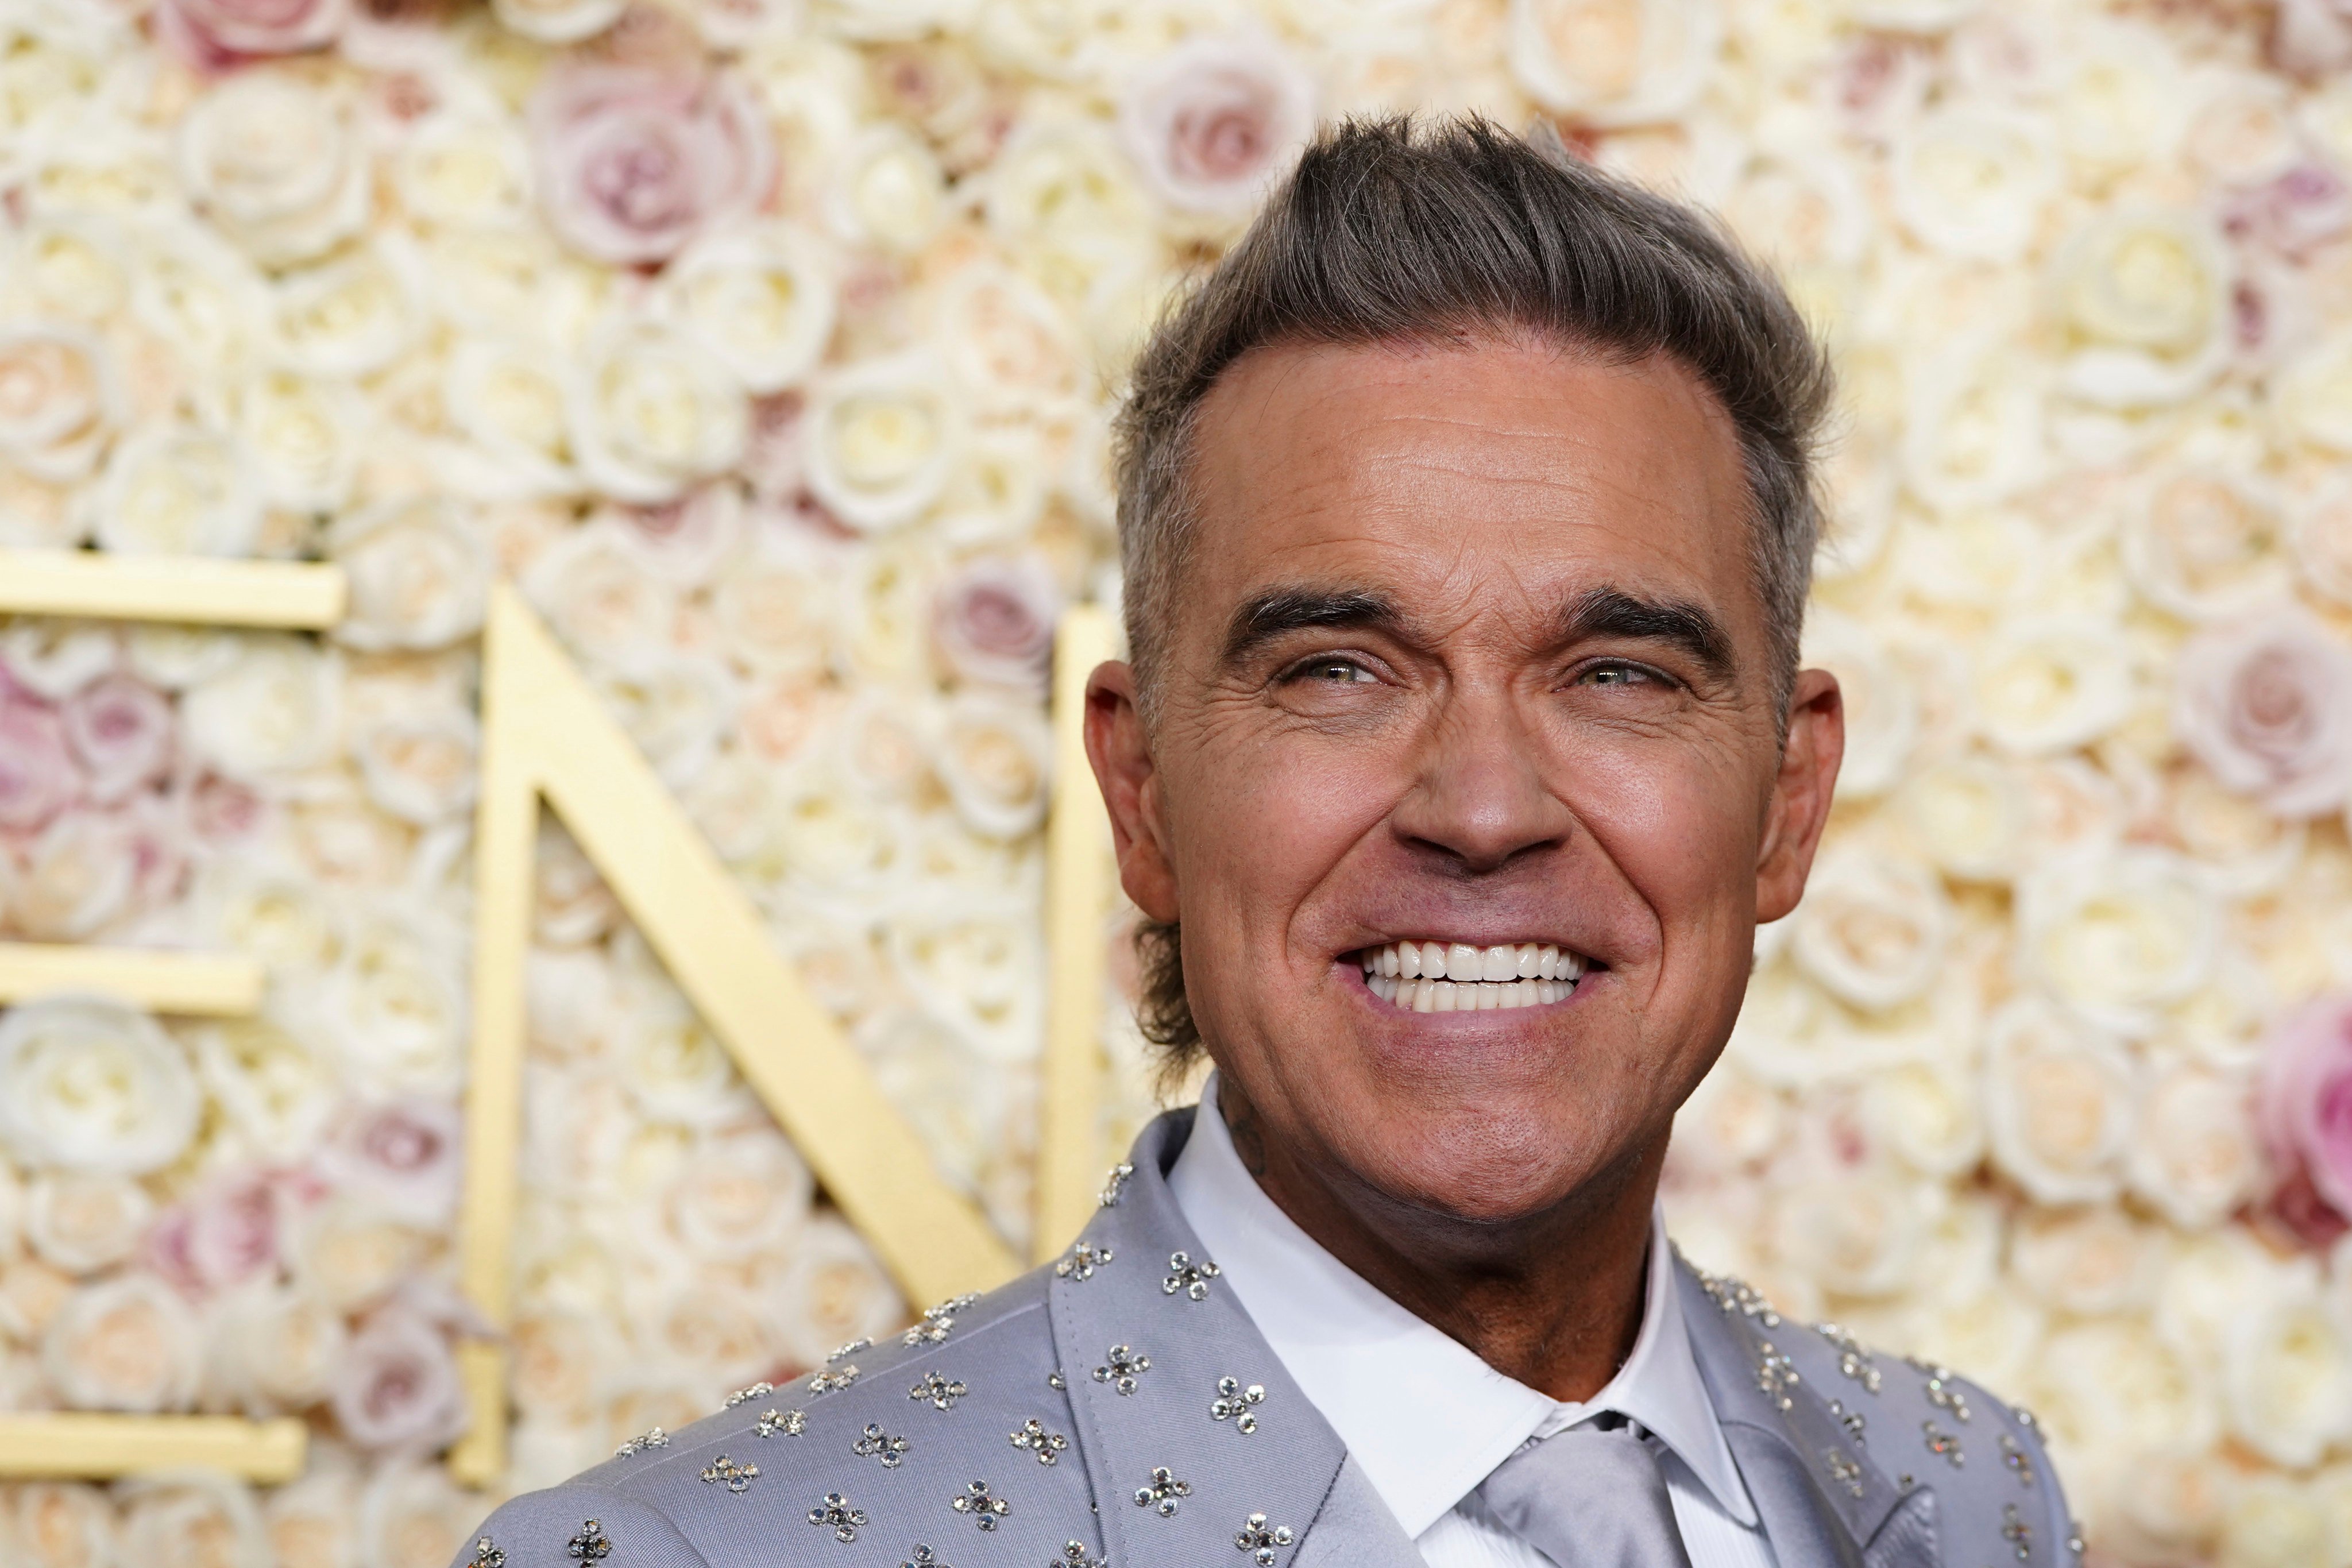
[454,1268,1103,1568]
[1682,1260,2081,1568]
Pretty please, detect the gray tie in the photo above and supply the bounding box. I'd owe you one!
[1474,1418,1696,1568]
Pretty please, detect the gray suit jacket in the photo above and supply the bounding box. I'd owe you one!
[453,1109,2077,1568]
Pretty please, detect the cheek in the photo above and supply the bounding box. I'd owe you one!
[1555,731,1763,947]
[1164,724,1393,924]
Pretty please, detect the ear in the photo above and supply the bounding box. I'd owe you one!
[1083,659,1181,924]
[1755,667,1844,924]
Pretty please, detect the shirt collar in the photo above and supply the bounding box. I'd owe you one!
[1166,1078,1758,1538]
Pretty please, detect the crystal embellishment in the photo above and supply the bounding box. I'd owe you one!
[471,1539,505,1568]
[1828,1398,1866,1446]
[1235,1512,1295,1566]
[1910,1358,1973,1422]
[2002,1503,2032,1561]
[1164,1250,1221,1301]
[951,1480,1011,1531]
[1010,1418,1068,1465]
[912,1370,969,1411]
[1923,1420,1963,1467]
[1816,1323,1883,1393]
[614,1427,668,1458]
[701,1454,759,1494]
[901,1548,948,1568]
[856,1423,913,1467]
[810,1493,867,1544]
[567,1521,613,1562]
[1753,1342,1799,1410]
[1056,1242,1114,1281]
[725,1381,774,1408]
[906,1293,983,1347]
[758,1407,807,1439]
[1211,1376,1265,1433]
[810,1365,860,1396]
[1093,1344,1150,1395]
[1053,1544,1106,1568]
[1823,1448,1864,1500]
[1134,1467,1191,1517]
[829,1339,871,1363]
[1696,1268,1782,1328]
[1100,1163,1135,1207]
[2000,1432,2037,1488]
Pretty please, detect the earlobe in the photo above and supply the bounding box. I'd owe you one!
[1082,661,1181,923]
[1754,667,1844,924]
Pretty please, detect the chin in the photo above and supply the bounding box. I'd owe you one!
[1330,1096,1640,1228]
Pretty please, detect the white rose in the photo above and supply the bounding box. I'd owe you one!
[2054,20,2187,179]
[1798,611,1915,798]
[89,424,262,558]
[41,1272,200,1411]
[933,690,1051,840]
[2275,339,2352,456]
[183,635,339,778]
[2034,1318,2215,1483]
[1719,138,1868,276]
[2184,68,2299,188]
[509,1308,616,1423]
[523,519,681,671]
[491,0,627,41]
[1724,960,1847,1086]
[7,211,133,325]
[22,116,177,222]
[1666,1063,1785,1181]
[1787,850,1949,1011]
[331,497,491,653]
[767,1211,906,1368]
[390,93,533,229]
[262,1467,358,1568]
[2122,470,2292,621]
[834,542,933,683]
[2226,1289,2352,1466]
[822,0,978,41]
[206,1282,345,1414]
[1902,1288,2045,1405]
[663,1128,811,1261]
[438,335,578,493]
[570,322,747,505]
[354,1460,479,1568]
[828,122,944,254]
[125,623,240,691]
[416,227,606,343]
[287,1195,430,1314]
[7,1482,118,1568]
[24,1172,151,1274]
[2017,847,2216,1034]
[592,655,737,789]
[533,821,620,949]
[1508,0,1720,127]
[711,533,839,678]
[176,69,367,267]
[1900,349,2045,515]
[1980,996,2135,1203]
[0,463,86,549]
[1856,1061,1982,1176]
[615,991,750,1128]
[0,325,119,483]
[657,223,836,396]
[2129,1059,2261,1229]
[2049,208,2230,408]
[353,709,478,827]
[890,905,1043,1064]
[805,352,961,532]
[2166,762,2307,895]
[1840,0,1975,30]
[2011,1203,2162,1315]
[774,762,912,895]
[1764,1167,1933,1298]
[194,1015,339,1155]
[2,618,114,700]
[1966,613,2134,757]
[319,907,467,1096]
[11,810,136,941]
[197,860,343,970]
[937,263,1083,416]
[126,221,267,383]
[1890,106,2056,262]
[270,242,422,380]
[2219,1476,2336,1568]
[232,367,361,513]
[2292,480,2352,608]
[0,998,198,1176]
[1892,754,2026,883]
[985,117,1153,249]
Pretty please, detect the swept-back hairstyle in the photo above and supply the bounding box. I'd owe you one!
[1111,115,1834,1082]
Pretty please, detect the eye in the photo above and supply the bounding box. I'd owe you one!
[1296,658,1377,685]
[1572,661,1670,690]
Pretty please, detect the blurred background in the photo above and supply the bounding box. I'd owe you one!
[1,0,2351,1563]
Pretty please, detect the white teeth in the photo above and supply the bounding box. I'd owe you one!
[1357,941,1589,1011]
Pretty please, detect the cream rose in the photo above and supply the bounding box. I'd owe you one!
[41,1272,200,1412]
[1766,1169,1933,1299]
[331,498,491,654]
[1890,106,2056,262]
[1899,350,2045,515]
[0,326,119,483]
[156,0,349,63]
[523,518,682,670]
[2011,1204,2163,1315]
[1893,754,2027,883]
[2018,847,2216,1036]
[829,123,946,254]
[194,1015,338,1164]
[570,322,749,505]
[530,64,775,267]
[206,1281,346,1413]
[615,988,748,1127]
[90,424,263,558]
[804,352,962,532]
[610,483,747,588]
[24,1172,152,1275]
[9,810,136,939]
[1117,30,1315,216]
[493,0,627,43]
[1787,849,1950,1011]
[1508,0,1720,127]
[2130,1060,2262,1229]
[182,634,339,777]
[657,223,837,395]
[1857,1062,1983,1177]
[319,908,467,1096]
[1798,611,1915,798]
[767,1211,906,1368]
[1980,997,2136,1203]
[175,69,368,267]
[356,1459,486,1568]
[2226,1288,2352,1466]
[663,1128,811,1261]
[891,906,1044,1064]
[233,367,360,513]
[1967,612,2135,756]
[933,689,1051,841]
[390,92,533,231]
[2049,207,2231,408]
[709,537,836,681]
[7,1482,118,1568]
[2171,606,2352,818]
[0,998,199,1176]
[592,654,738,787]
[270,242,422,380]
[353,709,478,827]
[2123,470,2293,621]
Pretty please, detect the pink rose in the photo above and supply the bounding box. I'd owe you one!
[154,0,350,68]
[932,554,1061,693]
[605,482,746,587]
[63,675,175,805]
[1118,32,1315,215]
[529,64,775,266]
[2258,993,2352,1227]
[312,1097,461,1225]
[2172,606,2352,817]
[144,1167,303,1296]
[2276,0,2352,77]
[2224,163,2352,259]
[331,1304,466,1452]
[181,770,272,851]
[0,690,83,832]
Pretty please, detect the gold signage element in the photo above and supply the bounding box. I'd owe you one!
[450,585,1027,1484]
[0,1414,306,1483]
[0,550,346,627]
[0,944,264,1014]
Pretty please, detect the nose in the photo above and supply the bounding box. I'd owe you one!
[1388,681,1574,874]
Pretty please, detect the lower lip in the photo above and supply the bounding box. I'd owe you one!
[1337,962,1593,1017]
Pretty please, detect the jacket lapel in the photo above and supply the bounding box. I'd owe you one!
[1049,1109,1351,1568]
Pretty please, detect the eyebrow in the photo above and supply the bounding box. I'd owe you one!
[1555,586,1736,682]
[1221,587,1403,665]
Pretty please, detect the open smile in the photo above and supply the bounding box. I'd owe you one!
[1350,940,1594,1012]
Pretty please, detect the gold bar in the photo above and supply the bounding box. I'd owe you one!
[1033,605,1118,1263]
[0,1415,306,1481]
[0,550,347,628]
[0,944,264,1015]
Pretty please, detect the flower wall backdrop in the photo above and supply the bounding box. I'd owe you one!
[3,0,2352,1564]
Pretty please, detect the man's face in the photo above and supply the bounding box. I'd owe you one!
[1088,337,1842,1229]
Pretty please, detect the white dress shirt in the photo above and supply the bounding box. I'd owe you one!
[1168,1083,1779,1568]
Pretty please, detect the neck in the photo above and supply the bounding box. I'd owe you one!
[1214,1077,1660,1405]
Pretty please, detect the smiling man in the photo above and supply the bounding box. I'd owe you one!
[454,119,2072,1568]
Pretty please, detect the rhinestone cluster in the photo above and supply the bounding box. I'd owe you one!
[911,1370,969,1411]
[725,1380,774,1408]
[1010,1417,1069,1465]
[1753,1341,1799,1410]
[1815,1323,1883,1393]
[906,1292,983,1347]
[701,1454,759,1494]
[951,1480,1011,1531]
[1056,1241,1114,1281]
[810,1365,861,1397]
[1093,1344,1150,1395]
[1164,1250,1221,1301]
[1210,1376,1265,1433]
[566,1521,612,1562]
[1099,1164,1135,1207]
[470,1538,505,1568]
[1234,1512,1294,1566]
[758,1407,807,1439]
[613,1427,667,1458]
[1822,1447,1864,1500]
[1134,1466,1191,1517]
[809,1493,867,1544]
[855,1423,912,1468]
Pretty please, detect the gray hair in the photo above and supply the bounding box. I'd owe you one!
[1109,115,1835,1080]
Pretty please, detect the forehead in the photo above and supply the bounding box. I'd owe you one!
[1181,338,1758,646]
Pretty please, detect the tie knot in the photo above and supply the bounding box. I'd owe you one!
[1474,1422,1693,1568]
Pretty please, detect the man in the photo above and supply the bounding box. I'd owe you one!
[454,118,2073,1568]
